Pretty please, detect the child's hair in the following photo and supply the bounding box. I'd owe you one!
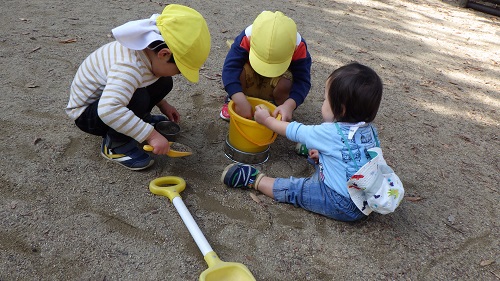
[148,40,175,63]
[327,62,382,123]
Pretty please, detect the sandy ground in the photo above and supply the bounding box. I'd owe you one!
[1,0,499,280]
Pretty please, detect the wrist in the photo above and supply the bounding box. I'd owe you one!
[264,116,274,126]
[284,98,297,110]
[156,99,168,107]
[231,92,246,103]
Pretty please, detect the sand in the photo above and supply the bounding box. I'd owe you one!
[1,0,499,280]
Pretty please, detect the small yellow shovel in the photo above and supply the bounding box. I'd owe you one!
[143,142,192,157]
[149,177,256,281]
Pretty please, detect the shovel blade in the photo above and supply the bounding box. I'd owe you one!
[143,142,193,157]
[200,261,255,281]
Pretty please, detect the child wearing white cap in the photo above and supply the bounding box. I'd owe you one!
[222,63,404,221]
[65,4,211,170]
[220,11,312,122]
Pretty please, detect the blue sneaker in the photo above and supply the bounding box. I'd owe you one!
[101,137,154,171]
[221,163,264,189]
[145,114,169,126]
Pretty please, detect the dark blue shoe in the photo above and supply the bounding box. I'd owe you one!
[221,163,264,189]
[100,137,154,171]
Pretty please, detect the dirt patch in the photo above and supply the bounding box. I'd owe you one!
[1,0,498,280]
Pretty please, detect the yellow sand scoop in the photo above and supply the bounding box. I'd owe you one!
[149,177,256,281]
[143,142,192,157]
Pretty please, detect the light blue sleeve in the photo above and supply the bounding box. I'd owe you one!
[285,121,305,143]
[286,122,342,153]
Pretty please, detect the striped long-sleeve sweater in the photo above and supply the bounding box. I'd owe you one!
[66,41,159,143]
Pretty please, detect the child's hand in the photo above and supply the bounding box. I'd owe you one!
[158,100,180,123]
[309,149,319,164]
[273,103,295,121]
[254,104,271,124]
[146,130,170,155]
[232,92,253,119]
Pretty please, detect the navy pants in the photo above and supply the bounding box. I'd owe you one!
[75,77,173,144]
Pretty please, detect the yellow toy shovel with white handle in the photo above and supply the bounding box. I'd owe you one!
[149,176,256,281]
[143,142,192,158]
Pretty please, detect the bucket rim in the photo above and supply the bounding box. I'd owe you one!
[228,97,278,126]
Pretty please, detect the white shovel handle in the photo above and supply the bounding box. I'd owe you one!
[172,196,213,256]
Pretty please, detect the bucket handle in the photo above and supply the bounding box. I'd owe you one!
[232,118,279,147]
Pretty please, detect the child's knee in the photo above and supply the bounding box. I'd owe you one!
[242,63,256,87]
[272,76,292,105]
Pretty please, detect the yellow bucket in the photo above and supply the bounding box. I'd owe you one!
[228,97,280,153]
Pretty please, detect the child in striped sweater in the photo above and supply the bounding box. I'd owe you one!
[65,4,210,170]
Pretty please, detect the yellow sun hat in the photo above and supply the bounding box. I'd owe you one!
[249,11,297,78]
[156,5,211,83]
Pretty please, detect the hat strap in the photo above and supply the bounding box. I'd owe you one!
[336,123,359,170]
[371,126,380,147]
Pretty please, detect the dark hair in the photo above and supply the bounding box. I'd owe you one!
[327,62,382,123]
[147,40,175,63]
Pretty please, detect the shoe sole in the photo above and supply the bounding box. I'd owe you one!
[219,111,230,122]
[100,151,154,171]
[220,163,237,183]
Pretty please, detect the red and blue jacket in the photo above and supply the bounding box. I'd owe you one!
[222,25,312,107]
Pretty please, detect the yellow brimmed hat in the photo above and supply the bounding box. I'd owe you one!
[249,11,297,78]
[156,5,211,83]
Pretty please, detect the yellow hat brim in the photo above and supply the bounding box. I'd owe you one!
[176,61,199,83]
[249,49,292,78]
